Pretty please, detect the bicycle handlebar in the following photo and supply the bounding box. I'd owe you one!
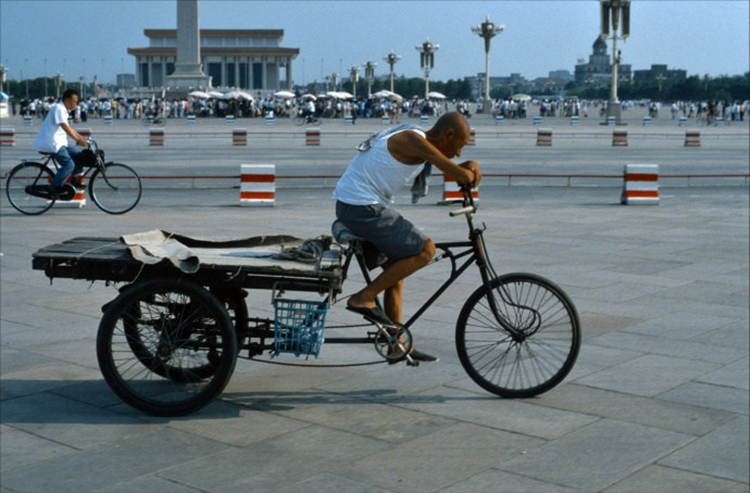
[449,186,478,218]
[449,205,475,217]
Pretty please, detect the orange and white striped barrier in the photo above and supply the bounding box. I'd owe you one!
[612,129,628,147]
[467,128,476,146]
[305,128,321,146]
[536,128,552,146]
[621,164,659,205]
[685,131,700,147]
[439,174,479,204]
[149,128,164,146]
[55,176,86,208]
[0,128,16,147]
[232,128,247,146]
[240,164,275,206]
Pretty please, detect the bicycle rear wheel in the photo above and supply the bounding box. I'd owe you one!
[5,162,55,215]
[89,162,142,214]
[97,279,238,416]
[456,273,580,398]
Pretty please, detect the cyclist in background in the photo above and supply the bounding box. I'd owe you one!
[34,89,87,196]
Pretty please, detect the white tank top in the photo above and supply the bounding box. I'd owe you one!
[334,128,425,206]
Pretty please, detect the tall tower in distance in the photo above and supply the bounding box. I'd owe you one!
[166,0,212,91]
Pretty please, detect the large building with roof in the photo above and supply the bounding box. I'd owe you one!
[127,29,299,93]
[575,36,631,88]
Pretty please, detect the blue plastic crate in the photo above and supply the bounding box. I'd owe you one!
[273,299,328,357]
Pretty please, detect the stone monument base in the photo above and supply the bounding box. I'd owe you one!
[606,102,622,124]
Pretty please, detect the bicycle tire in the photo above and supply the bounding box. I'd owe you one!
[97,278,238,416]
[5,162,56,215]
[455,273,580,398]
[89,162,142,214]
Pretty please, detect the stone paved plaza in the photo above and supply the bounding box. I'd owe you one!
[1,110,748,492]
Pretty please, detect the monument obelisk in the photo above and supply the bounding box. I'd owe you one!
[166,0,211,91]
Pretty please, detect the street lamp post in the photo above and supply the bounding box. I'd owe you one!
[349,66,360,99]
[471,15,504,113]
[331,72,340,92]
[600,0,630,123]
[655,73,666,95]
[416,39,439,99]
[54,73,62,99]
[363,61,377,98]
[383,52,401,93]
[24,59,29,99]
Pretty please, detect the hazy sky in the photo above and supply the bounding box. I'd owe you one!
[1,0,748,85]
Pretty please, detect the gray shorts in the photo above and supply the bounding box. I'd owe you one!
[336,201,427,269]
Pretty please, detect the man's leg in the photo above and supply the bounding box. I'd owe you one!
[50,147,76,187]
[348,239,435,317]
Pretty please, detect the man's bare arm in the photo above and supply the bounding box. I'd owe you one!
[60,123,87,146]
[389,130,478,186]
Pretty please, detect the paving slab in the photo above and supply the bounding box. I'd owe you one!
[254,393,458,444]
[695,357,750,390]
[658,416,750,484]
[98,475,203,493]
[340,422,546,493]
[574,353,719,397]
[393,386,599,440]
[158,425,392,492]
[657,381,750,416]
[0,424,76,473]
[0,392,158,450]
[440,468,576,492]
[603,464,750,493]
[0,429,231,492]
[587,330,749,365]
[497,419,694,491]
[267,472,394,493]
[533,382,736,436]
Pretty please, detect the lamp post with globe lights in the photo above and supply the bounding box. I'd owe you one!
[363,61,377,98]
[471,15,504,113]
[349,66,360,99]
[416,39,439,99]
[383,52,401,93]
[600,0,630,123]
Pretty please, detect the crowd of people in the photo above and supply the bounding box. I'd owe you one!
[9,94,748,126]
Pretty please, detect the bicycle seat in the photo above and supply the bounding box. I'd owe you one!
[38,152,54,156]
[331,220,362,244]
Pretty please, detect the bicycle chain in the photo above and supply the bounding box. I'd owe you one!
[247,357,387,368]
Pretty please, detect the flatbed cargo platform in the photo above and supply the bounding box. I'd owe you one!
[32,236,343,293]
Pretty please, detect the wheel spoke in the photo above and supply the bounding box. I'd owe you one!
[97,280,237,416]
[457,275,580,397]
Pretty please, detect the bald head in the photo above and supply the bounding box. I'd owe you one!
[427,112,470,140]
[423,111,471,159]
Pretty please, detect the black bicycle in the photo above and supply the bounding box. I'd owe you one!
[5,139,142,215]
[293,111,323,126]
[55,188,582,416]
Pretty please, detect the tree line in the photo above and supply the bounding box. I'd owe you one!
[4,72,747,102]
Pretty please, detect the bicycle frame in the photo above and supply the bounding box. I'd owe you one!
[26,139,106,180]
[332,190,527,342]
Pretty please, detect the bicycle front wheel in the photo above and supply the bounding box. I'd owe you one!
[89,163,142,214]
[97,279,238,416]
[5,162,55,215]
[456,273,580,398]
[293,115,305,126]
